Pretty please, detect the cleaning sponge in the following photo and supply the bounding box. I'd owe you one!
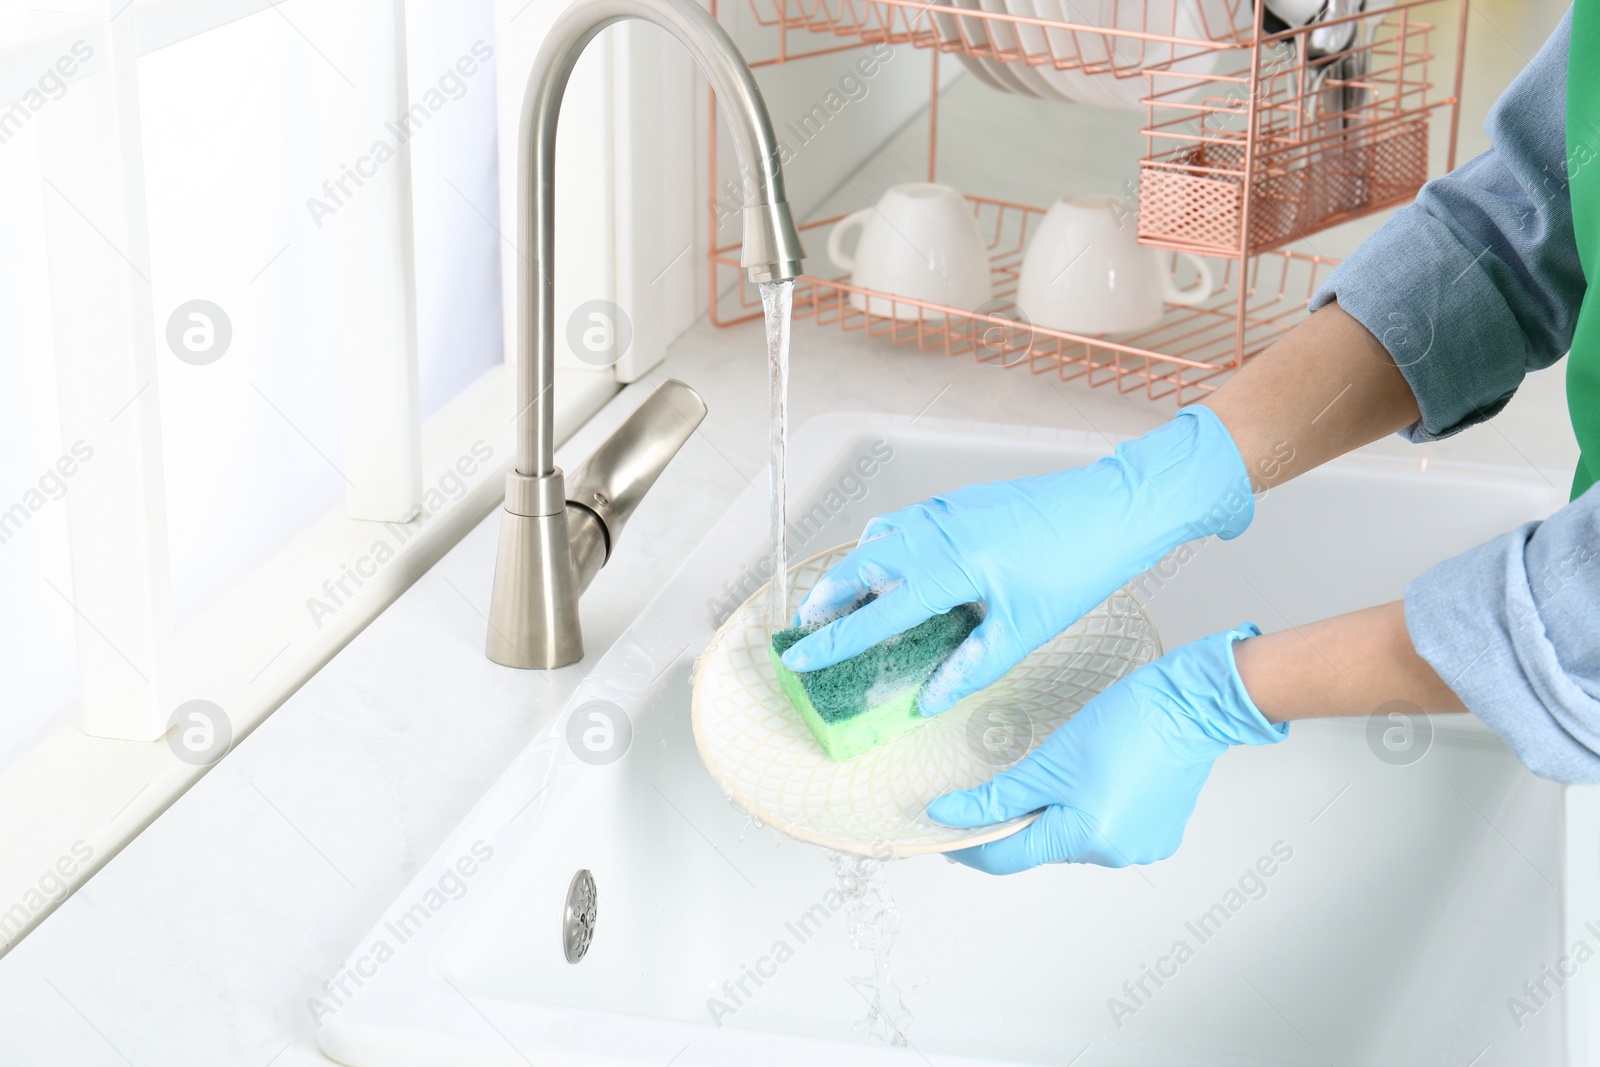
[768,603,981,762]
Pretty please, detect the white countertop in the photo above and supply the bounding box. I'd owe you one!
[0,292,1578,1065]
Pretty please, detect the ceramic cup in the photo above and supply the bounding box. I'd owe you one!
[1016,194,1215,335]
[827,183,993,320]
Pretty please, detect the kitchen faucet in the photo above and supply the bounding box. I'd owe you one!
[486,0,806,669]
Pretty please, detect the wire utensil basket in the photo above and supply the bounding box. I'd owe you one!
[1138,6,1442,256]
[707,0,1467,402]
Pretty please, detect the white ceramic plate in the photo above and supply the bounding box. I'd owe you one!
[1006,0,1095,103]
[691,541,1162,858]
[976,0,1069,100]
[1035,0,1125,107]
[931,5,1013,91]
[1080,0,1237,110]
[950,0,1037,95]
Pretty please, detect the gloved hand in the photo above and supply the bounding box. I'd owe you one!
[926,624,1287,873]
[780,406,1256,714]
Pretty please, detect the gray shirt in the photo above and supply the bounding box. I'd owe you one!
[1309,8,1600,781]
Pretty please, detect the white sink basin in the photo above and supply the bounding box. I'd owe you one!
[317,412,1592,1067]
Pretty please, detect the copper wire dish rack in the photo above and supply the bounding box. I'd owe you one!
[707,0,1468,403]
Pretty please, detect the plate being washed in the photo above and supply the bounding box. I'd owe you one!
[691,541,1162,858]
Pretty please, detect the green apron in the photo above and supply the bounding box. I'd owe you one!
[1567,1,1600,498]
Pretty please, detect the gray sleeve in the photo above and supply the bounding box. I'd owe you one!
[1308,8,1583,442]
[1405,484,1600,783]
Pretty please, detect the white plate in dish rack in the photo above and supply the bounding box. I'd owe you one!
[931,4,1015,91]
[690,540,1162,858]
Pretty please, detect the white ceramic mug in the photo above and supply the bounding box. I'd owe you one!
[827,183,993,320]
[1016,194,1215,335]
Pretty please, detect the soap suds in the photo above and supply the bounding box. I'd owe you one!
[796,572,861,628]
[795,553,903,629]
[859,561,898,596]
[861,672,907,711]
[919,616,996,714]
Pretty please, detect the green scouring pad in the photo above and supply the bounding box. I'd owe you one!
[768,603,981,762]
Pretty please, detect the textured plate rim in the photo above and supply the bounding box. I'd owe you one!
[689,540,1160,859]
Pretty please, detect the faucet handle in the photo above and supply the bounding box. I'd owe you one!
[564,378,708,591]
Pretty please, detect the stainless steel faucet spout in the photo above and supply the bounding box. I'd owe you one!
[517,0,805,479]
[487,0,801,670]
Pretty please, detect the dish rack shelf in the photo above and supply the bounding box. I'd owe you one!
[706,0,1467,402]
[737,0,1254,72]
[713,195,1338,403]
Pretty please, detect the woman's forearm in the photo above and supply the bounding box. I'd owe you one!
[1196,305,1465,722]
[1176,301,1451,720]
[1202,300,1421,490]
[1232,601,1465,722]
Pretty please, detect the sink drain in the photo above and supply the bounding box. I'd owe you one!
[563,869,597,964]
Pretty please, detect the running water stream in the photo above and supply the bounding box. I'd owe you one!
[830,851,914,1045]
[761,282,914,1041]
[759,279,794,632]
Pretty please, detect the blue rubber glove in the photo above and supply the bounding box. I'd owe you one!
[781,406,1256,714]
[926,624,1287,873]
